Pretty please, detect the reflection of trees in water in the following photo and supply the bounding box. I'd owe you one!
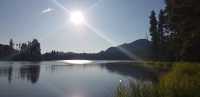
[100,62,158,82]
[0,65,40,84]
[8,66,12,83]
[20,65,40,84]
[0,66,13,83]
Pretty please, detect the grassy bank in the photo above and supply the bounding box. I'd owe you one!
[144,61,173,70]
[115,62,200,97]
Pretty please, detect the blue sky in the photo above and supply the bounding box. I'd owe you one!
[0,0,164,53]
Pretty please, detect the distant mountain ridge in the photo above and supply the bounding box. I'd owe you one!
[96,39,152,60]
[43,39,153,60]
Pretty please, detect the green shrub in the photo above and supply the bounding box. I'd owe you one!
[159,63,200,97]
[115,63,200,97]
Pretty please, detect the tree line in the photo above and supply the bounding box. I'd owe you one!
[1,39,42,61]
[13,39,42,61]
[149,0,200,61]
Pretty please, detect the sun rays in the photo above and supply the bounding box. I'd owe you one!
[51,0,145,62]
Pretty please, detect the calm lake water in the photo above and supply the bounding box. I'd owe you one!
[0,60,157,97]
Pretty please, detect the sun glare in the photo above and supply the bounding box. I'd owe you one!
[63,60,93,64]
[70,11,85,25]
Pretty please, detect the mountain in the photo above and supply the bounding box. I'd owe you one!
[42,39,153,60]
[96,39,152,60]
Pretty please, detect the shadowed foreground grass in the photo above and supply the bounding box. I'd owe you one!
[115,63,200,97]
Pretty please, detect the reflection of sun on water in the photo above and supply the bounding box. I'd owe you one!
[63,60,93,64]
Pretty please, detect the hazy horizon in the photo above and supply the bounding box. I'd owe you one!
[0,0,164,53]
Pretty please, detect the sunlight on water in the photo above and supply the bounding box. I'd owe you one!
[0,61,156,97]
[63,60,93,64]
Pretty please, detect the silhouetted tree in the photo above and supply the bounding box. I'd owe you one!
[9,39,14,49]
[20,43,28,52]
[158,9,165,43]
[147,0,200,61]
[164,0,200,61]
[149,10,160,59]
[12,39,42,61]
[30,39,42,60]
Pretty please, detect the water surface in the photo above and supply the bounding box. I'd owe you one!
[0,60,156,97]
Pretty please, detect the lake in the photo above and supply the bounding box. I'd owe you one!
[0,60,157,97]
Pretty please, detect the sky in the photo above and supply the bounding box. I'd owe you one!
[0,0,165,53]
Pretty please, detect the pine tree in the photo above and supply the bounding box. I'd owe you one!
[9,39,14,49]
[158,9,165,43]
[30,39,42,60]
[165,0,200,61]
[149,10,159,59]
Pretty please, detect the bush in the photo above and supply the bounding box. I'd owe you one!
[115,63,200,97]
[159,63,200,97]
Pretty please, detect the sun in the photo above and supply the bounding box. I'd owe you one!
[69,11,85,25]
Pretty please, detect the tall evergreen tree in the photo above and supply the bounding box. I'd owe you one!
[149,10,159,59]
[9,39,14,49]
[158,9,165,58]
[158,9,165,43]
[31,39,41,60]
[165,0,200,61]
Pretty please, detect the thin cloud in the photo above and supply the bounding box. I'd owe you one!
[41,8,54,14]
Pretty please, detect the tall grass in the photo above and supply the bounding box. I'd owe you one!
[115,63,200,97]
[159,63,200,97]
